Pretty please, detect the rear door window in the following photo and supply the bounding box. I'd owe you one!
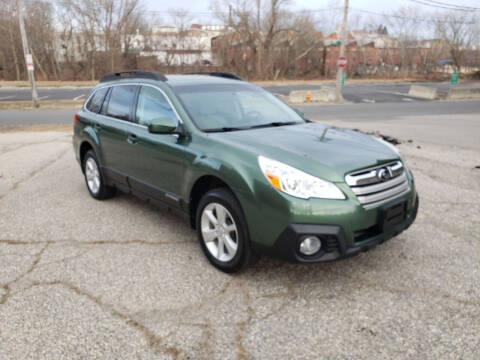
[86,87,109,113]
[105,85,137,121]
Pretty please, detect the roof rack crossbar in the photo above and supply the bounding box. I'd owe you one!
[184,72,243,81]
[100,70,167,83]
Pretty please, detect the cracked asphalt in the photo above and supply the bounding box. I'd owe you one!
[0,128,479,359]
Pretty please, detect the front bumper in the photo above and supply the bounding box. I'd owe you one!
[253,194,419,263]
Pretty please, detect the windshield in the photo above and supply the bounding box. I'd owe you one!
[172,83,305,131]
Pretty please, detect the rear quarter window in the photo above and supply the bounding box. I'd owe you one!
[85,87,109,113]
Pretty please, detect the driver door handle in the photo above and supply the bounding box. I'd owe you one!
[127,134,138,145]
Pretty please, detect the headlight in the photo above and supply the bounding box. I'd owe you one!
[258,156,345,200]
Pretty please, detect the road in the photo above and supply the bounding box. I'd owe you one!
[1,81,478,104]
[300,100,480,150]
[1,100,479,150]
[0,120,479,359]
[265,81,472,103]
[0,86,92,102]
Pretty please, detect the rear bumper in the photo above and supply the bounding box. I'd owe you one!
[253,194,419,263]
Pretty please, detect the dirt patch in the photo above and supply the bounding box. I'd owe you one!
[0,100,83,110]
[352,128,402,145]
[0,123,72,133]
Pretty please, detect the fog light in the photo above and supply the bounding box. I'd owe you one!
[299,236,322,255]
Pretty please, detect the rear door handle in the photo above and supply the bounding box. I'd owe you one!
[127,134,138,145]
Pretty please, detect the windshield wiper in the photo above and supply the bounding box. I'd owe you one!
[247,121,299,129]
[203,122,299,132]
[203,126,246,133]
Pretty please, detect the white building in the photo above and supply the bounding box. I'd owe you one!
[55,24,231,66]
[131,24,230,66]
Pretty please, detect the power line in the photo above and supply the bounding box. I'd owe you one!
[419,0,480,10]
[407,0,480,11]
[350,6,477,24]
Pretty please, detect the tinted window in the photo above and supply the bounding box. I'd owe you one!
[136,86,176,126]
[86,87,108,113]
[106,85,137,121]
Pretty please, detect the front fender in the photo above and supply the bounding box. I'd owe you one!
[184,155,257,203]
[183,152,288,246]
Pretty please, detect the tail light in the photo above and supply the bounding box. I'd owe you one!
[74,113,80,123]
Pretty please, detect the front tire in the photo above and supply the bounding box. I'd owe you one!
[196,188,253,273]
[83,150,116,200]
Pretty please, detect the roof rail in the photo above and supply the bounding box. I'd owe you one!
[99,70,167,83]
[185,72,244,81]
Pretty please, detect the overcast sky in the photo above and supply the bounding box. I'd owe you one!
[144,0,480,21]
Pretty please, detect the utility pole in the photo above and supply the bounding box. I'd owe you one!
[17,0,38,107]
[335,0,349,103]
[228,4,233,27]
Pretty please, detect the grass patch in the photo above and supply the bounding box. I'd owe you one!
[0,80,96,88]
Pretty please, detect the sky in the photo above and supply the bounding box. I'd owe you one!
[144,0,480,22]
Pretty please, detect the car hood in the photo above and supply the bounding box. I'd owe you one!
[209,122,399,182]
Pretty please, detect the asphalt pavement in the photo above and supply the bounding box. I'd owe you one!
[265,81,479,103]
[1,100,479,150]
[1,81,478,104]
[0,125,479,359]
[300,101,480,150]
[0,86,92,102]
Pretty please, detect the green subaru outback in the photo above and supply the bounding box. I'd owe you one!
[73,70,418,272]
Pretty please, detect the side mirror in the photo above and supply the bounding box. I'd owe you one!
[148,116,178,134]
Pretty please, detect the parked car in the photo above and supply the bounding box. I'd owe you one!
[73,70,419,272]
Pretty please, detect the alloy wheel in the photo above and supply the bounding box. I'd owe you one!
[200,202,239,262]
[85,157,101,194]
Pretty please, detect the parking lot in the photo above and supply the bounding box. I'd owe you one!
[1,113,479,359]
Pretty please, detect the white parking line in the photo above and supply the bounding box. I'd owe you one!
[402,98,414,102]
[38,96,49,100]
[362,99,375,103]
[0,95,14,100]
[73,95,85,100]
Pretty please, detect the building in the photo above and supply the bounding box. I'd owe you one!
[54,24,231,67]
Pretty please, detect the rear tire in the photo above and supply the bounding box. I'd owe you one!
[83,150,116,200]
[196,188,253,273]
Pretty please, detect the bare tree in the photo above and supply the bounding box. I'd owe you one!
[24,0,59,80]
[385,6,424,76]
[0,0,24,80]
[211,0,319,79]
[58,0,143,80]
[434,12,477,72]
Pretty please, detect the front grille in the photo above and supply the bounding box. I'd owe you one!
[345,161,410,210]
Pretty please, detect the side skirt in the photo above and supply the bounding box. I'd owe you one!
[102,166,190,221]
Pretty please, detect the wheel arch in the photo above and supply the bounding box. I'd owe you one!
[79,141,94,172]
[78,126,101,172]
[188,175,234,229]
